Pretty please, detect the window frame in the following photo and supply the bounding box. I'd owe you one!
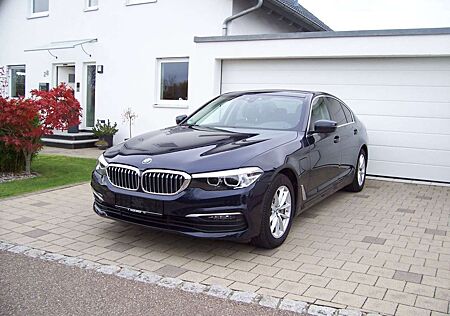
[154,57,189,109]
[85,0,99,11]
[307,95,356,133]
[8,65,26,99]
[307,96,331,132]
[339,101,355,124]
[126,0,157,6]
[325,97,347,126]
[29,0,49,19]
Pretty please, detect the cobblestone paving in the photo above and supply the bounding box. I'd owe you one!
[41,146,100,159]
[0,179,449,315]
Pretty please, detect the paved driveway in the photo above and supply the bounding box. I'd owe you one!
[0,180,448,315]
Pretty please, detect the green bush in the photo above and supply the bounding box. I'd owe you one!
[0,143,26,173]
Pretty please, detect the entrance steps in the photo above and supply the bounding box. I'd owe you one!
[41,130,98,149]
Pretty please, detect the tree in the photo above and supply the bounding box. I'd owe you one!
[0,84,81,174]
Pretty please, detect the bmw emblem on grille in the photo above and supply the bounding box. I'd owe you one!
[142,157,153,164]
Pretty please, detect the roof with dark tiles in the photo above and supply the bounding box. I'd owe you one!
[266,0,332,31]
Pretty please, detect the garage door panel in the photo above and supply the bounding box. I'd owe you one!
[222,83,450,103]
[348,100,450,119]
[223,70,450,87]
[368,160,450,183]
[369,131,450,151]
[359,115,450,135]
[223,58,450,72]
[222,57,450,183]
[369,146,450,168]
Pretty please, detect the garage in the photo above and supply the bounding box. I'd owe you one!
[220,57,450,183]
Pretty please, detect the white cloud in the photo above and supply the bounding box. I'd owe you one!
[299,0,450,31]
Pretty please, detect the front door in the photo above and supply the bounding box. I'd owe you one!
[85,63,96,128]
[56,65,75,89]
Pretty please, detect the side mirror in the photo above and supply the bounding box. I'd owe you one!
[176,114,188,125]
[313,120,337,134]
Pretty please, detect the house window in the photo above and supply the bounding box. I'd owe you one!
[32,0,49,13]
[126,0,157,7]
[9,66,26,98]
[86,0,98,10]
[157,58,189,106]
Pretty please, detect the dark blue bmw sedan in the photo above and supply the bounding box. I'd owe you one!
[91,90,368,248]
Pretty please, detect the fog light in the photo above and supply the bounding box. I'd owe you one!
[206,214,240,221]
[186,212,243,220]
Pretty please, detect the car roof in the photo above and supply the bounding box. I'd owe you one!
[222,89,334,99]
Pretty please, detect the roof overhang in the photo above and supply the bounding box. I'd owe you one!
[195,27,450,43]
[264,0,332,31]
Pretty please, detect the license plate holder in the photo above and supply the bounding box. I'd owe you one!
[115,194,163,216]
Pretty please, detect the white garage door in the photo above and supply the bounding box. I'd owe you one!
[221,57,450,183]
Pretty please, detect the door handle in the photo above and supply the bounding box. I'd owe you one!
[334,135,340,143]
[354,129,358,135]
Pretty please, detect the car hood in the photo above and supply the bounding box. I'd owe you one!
[104,125,298,173]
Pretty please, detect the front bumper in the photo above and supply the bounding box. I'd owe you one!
[91,170,271,240]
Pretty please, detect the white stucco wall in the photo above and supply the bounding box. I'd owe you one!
[0,0,235,142]
[0,0,309,143]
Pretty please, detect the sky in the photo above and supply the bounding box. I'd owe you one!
[299,0,450,31]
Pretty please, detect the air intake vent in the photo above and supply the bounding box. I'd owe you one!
[141,170,190,195]
[106,165,139,191]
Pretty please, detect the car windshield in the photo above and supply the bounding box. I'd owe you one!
[186,94,306,130]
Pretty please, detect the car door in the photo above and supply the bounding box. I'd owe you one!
[305,96,342,198]
[338,101,358,177]
[325,97,351,180]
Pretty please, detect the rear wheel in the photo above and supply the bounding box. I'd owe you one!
[345,149,367,192]
[251,174,294,249]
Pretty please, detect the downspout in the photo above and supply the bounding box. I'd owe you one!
[222,0,264,36]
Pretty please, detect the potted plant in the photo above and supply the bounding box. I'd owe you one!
[92,119,118,148]
[94,139,109,150]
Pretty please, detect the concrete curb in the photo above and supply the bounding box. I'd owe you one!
[0,240,380,316]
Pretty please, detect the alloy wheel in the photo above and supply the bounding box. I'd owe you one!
[357,153,366,186]
[270,185,292,239]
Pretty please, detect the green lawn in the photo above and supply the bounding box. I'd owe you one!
[0,154,97,199]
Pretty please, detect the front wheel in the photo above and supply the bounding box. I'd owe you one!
[345,149,367,192]
[251,174,294,249]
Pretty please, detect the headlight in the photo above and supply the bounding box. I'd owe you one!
[192,167,263,190]
[95,154,108,176]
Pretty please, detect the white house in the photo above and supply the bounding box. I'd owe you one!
[1,0,450,183]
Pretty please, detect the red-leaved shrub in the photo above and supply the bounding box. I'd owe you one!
[0,84,81,174]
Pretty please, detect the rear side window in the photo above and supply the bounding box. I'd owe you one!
[341,103,354,123]
[326,98,346,125]
[309,97,331,131]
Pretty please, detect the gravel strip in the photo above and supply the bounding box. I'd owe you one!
[0,172,37,183]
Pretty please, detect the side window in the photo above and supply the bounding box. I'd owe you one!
[326,98,346,125]
[9,65,26,98]
[341,102,354,123]
[309,97,331,131]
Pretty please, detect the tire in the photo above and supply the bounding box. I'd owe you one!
[251,174,295,249]
[345,149,367,192]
